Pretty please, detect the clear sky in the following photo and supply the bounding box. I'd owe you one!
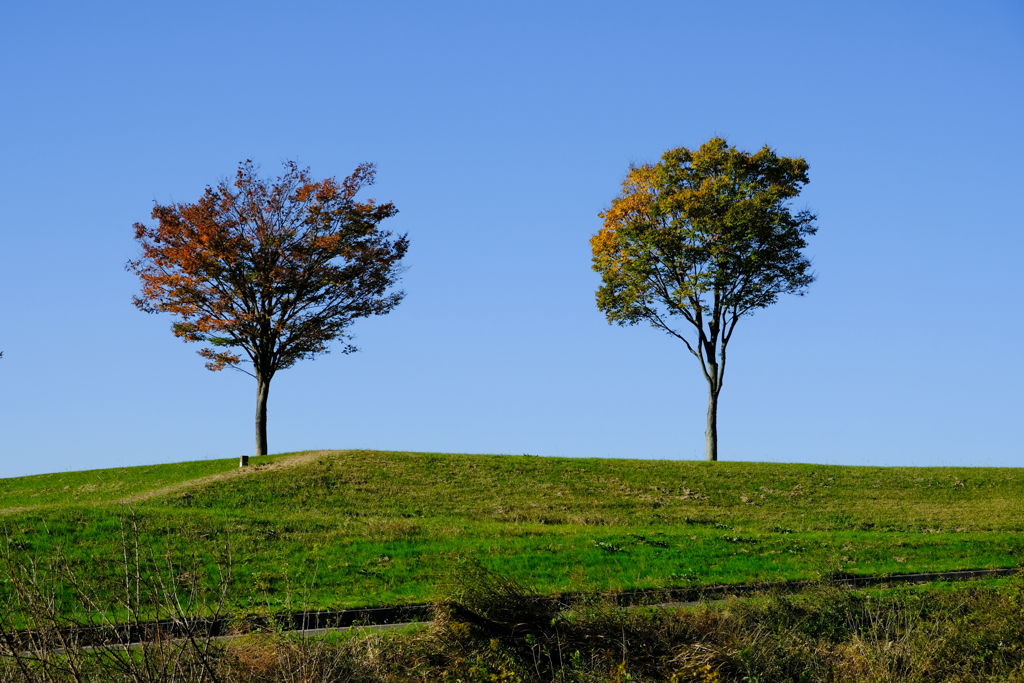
[1,1,1022,477]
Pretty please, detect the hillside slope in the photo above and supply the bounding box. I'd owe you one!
[2,450,1021,609]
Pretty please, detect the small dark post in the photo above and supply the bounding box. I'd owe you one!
[240,455,249,468]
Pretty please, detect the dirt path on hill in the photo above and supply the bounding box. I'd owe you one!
[0,451,340,516]
[122,450,336,503]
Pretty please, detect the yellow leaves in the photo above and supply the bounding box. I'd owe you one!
[591,165,659,278]
[589,226,618,259]
[591,138,816,340]
[600,165,657,231]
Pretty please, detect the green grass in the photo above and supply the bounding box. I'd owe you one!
[2,450,1022,612]
[0,453,296,509]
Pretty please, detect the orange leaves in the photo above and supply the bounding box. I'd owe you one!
[600,165,657,231]
[591,140,817,461]
[592,165,659,280]
[198,348,241,373]
[127,160,408,381]
[590,138,817,337]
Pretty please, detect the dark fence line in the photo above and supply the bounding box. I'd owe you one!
[0,604,434,652]
[3,566,1018,651]
[612,566,1020,607]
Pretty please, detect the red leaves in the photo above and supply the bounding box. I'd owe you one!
[198,348,242,373]
[128,160,408,380]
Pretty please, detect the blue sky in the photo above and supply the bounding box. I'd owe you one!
[1,1,1022,477]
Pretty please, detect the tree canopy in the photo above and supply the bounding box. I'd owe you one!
[128,160,408,456]
[591,137,817,461]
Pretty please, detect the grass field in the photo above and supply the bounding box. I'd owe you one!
[1,449,1021,612]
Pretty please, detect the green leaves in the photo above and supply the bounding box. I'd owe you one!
[591,138,818,459]
[591,137,817,355]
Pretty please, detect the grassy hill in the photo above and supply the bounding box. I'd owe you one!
[1,449,1021,611]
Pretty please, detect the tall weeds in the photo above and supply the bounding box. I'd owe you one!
[0,510,231,682]
[1,531,1022,681]
[423,563,1024,682]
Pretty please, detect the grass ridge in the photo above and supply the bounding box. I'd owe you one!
[2,449,1021,611]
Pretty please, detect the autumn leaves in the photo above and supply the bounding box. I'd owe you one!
[129,138,816,461]
[590,138,817,461]
[128,161,408,456]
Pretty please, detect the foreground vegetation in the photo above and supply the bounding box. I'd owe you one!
[1,449,1022,612]
[232,574,1024,682]
[2,556,1023,682]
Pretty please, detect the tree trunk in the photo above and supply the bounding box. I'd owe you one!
[255,377,270,457]
[705,380,719,462]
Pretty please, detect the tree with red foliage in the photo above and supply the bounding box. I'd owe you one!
[128,160,408,457]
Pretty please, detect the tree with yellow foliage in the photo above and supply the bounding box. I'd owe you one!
[591,138,817,461]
